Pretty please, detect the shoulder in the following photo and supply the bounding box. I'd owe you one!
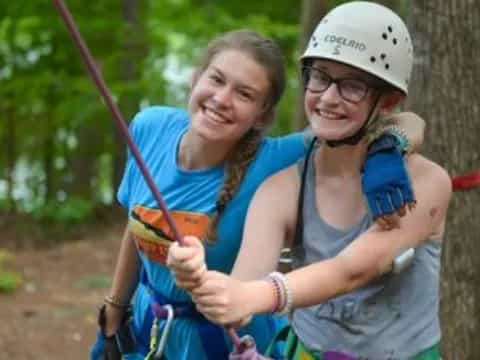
[130,106,189,137]
[261,163,299,190]
[247,163,301,239]
[407,154,452,234]
[253,163,300,214]
[254,132,308,173]
[261,132,305,153]
[408,154,452,197]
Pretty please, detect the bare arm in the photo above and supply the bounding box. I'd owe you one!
[191,156,451,325]
[231,112,425,281]
[230,166,299,281]
[248,155,451,314]
[104,225,140,335]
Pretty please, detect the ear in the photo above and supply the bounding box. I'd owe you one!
[379,90,405,116]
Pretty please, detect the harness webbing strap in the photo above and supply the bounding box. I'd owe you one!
[291,137,317,265]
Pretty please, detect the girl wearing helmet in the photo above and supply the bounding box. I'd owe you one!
[169,2,450,359]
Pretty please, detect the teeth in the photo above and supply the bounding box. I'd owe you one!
[204,108,227,124]
[318,110,343,120]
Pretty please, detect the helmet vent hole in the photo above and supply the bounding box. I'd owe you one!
[381,53,386,60]
[382,33,388,40]
[388,26,393,32]
[370,56,376,63]
[385,64,390,70]
[393,38,398,45]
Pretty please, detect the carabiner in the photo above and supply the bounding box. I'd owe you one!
[154,304,174,360]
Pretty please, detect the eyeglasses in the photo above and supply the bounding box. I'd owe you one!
[302,66,376,104]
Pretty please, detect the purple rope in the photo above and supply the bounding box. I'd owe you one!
[52,0,243,350]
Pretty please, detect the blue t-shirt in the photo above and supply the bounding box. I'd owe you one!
[118,106,307,359]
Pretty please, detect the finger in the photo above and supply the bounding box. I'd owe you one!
[183,235,204,249]
[175,256,206,275]
[407,201,417,211]
[192,284,222,298]
[174,271,202,286]
[167,244,198,265]
[375,216,391,230]
[397,205,407,217]
[195,302,226,321]
[174,263,207,283]
[384,213,401,229]
[175,279,201,292]
[169,255,206,279]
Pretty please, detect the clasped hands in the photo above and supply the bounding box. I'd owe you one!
[167,236,254,328]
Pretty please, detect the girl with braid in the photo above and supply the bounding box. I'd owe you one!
[91,28,424,360]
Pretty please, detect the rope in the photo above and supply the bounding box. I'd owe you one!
[52,0,242,351]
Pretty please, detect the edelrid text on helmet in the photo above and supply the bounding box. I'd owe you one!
[301,1,413,94]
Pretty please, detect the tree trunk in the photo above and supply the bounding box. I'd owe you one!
[406,2,480,359]
[111,0,148,198]
[294,0,326,130]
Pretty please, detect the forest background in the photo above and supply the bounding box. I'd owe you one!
[1,0,479,359]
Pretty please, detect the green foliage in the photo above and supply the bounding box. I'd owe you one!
[0,250,22,294]
[0,271,23,294]
[32,197,95,224]
[0,0,409,233]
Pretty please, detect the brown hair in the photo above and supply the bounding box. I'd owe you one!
[197,29,286,242]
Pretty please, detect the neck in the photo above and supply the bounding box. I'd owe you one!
[178,130,234,170]
[315,140,368,177]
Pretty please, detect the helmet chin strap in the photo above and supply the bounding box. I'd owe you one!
[325,95,382,147]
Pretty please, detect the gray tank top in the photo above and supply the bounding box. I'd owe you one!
[290,151,441,359]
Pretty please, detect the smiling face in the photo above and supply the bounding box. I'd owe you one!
[187,49,270,145]
[304,59,384,141]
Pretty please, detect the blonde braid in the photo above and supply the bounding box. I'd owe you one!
[206,129,263,242]
[365,113,395,145]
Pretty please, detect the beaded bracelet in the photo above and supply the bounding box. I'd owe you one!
[266,275,282,313]
[267,272,293,316]
[104,294,130,309]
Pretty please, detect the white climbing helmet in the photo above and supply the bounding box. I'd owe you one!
[301,1,413,94]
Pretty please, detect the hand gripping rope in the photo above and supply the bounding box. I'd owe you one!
[51,0,246,357]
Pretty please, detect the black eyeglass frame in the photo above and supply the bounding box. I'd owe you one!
[302,66,383,104]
